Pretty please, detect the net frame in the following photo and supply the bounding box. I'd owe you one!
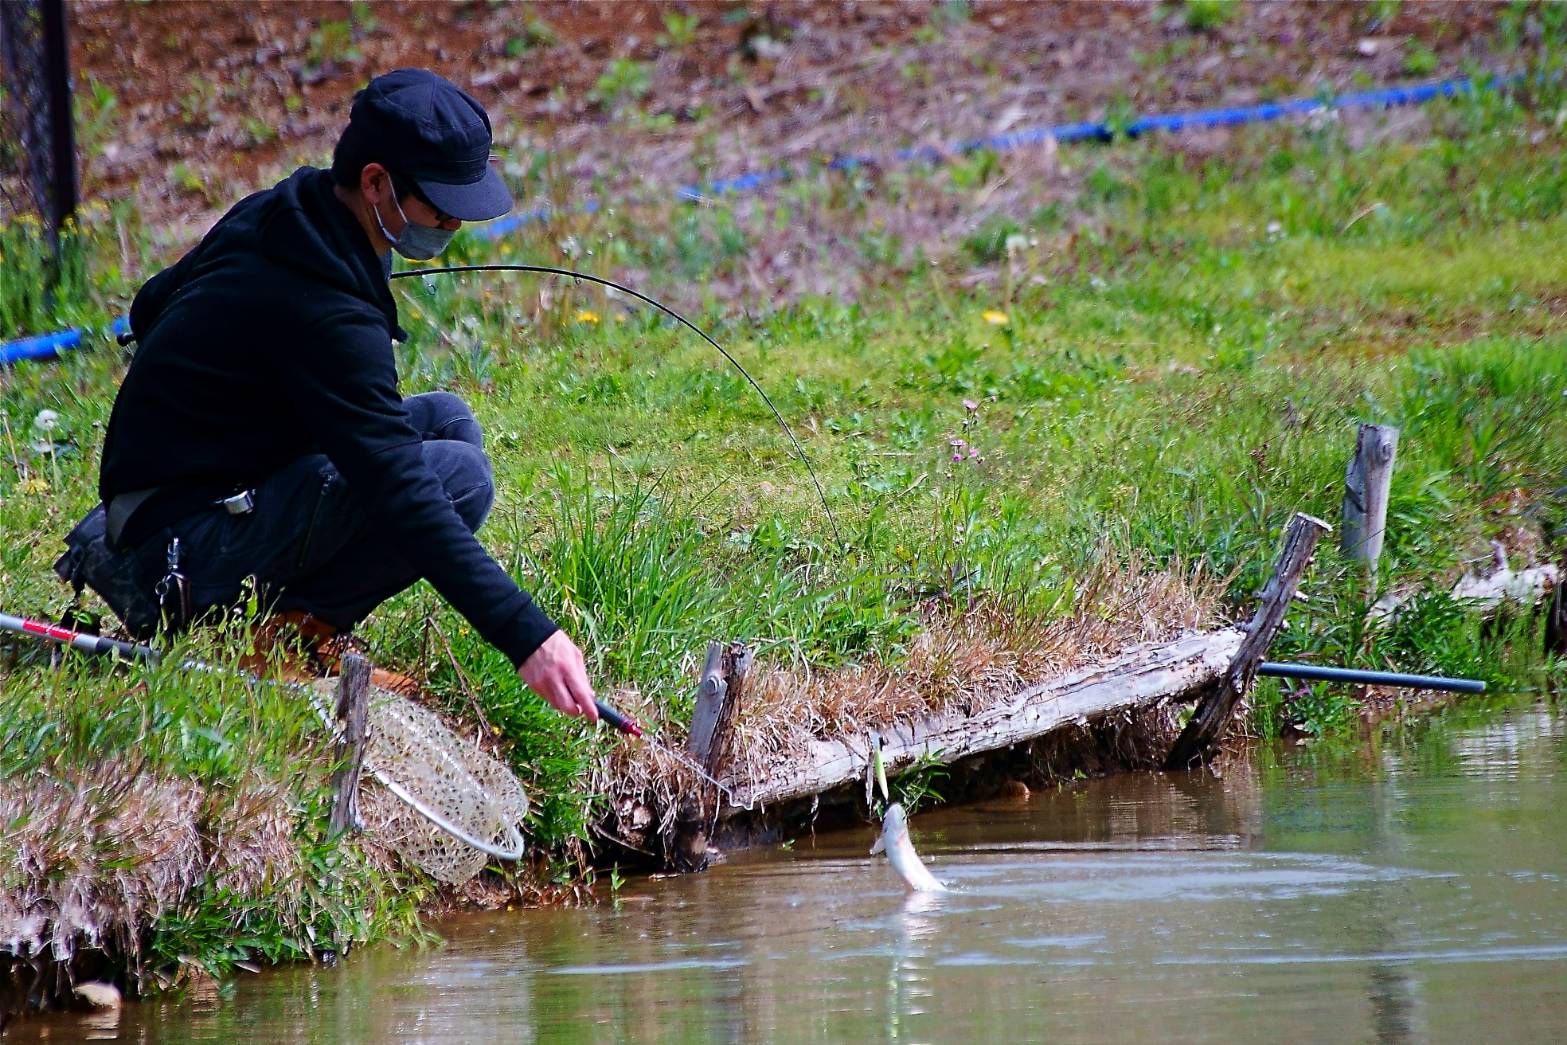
[307,680,529,884]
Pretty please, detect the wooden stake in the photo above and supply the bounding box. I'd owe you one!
[1341,424,1398,570]
[328,653,371,836]
[672,642,752,871]
[1547,565,1567,659]
[687,642,729,765]
[1165,512,1331,770]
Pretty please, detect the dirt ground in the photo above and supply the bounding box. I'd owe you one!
[44,1,1512,236]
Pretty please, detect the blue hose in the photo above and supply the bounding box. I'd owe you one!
[0,72,1512,364]
[0,315,127,366]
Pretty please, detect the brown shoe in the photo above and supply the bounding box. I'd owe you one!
[247,609,425,695]
[243,609,340,681]
[312,628,424,696]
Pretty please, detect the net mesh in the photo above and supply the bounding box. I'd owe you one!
[312,681,530,884]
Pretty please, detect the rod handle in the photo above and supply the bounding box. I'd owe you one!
[594,698,643,737]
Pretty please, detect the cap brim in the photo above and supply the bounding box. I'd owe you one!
[418,164,513,222]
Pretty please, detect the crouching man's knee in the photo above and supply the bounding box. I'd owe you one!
[406,390,485,449]
[425,440,495,532]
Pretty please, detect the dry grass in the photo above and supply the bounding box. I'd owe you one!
[1,763,202,969]
[1,755,324,1007]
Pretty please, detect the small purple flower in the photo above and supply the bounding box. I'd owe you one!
[962,398,979,412]
[951,452,963,462]
[968,447,979,459]
[949,437,966,448]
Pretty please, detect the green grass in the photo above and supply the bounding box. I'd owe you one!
[3,74,1566,992]
[0,632,428,991]
[382,80,1565,765]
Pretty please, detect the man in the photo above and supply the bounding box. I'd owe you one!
[59,69,597,723]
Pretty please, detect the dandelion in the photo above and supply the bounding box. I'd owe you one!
[962,398,978,412]
[983,310,1009,326]
[575,309,601,324]
[32,410,59,436]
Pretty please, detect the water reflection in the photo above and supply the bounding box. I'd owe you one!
[13,701,1566,1043]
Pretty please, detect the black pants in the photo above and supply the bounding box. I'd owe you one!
[166,391,495,631]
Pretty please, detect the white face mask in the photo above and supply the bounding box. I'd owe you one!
[372,189,455,261]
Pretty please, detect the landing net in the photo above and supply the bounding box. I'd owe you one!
[311,681,530,884]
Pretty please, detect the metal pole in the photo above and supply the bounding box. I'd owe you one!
[0,611,152,661]
[1258,661,1485,694]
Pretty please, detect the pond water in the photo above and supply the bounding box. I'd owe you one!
[23,697,1567,1043]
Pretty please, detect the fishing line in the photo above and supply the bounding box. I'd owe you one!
[390,263,841,543]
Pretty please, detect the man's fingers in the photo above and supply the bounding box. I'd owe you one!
[541,666,596,722]
[571,673,598,722]
[549,684,579,716]
[517,631,597,721]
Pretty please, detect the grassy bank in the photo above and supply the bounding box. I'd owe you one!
[3,74,1565,1006]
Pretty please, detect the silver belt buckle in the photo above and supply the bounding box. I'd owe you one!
[217,490,255,515]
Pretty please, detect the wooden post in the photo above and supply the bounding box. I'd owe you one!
[671,641,752,871]
[687,643,729,763]
[1547,568,1567,659]
[1341,424,1398,571]
[328,653,371,836]
[1165,512,1331,770]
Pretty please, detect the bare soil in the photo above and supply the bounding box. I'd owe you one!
[51,1,1512,236]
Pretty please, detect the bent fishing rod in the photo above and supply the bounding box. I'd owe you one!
[0,609,640,730]
[390,262,841,544]
[115,263,841,542]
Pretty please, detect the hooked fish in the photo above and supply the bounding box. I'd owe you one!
[870,802,947,892]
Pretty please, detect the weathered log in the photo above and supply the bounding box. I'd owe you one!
[725,628,1244,814]
[1165,512,1331,770]
[328,653,371,836]
[672,642,752,869]
[1448,545,1559,614]
[1341,423,1398,570]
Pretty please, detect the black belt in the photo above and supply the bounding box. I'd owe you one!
[106,487,255,549]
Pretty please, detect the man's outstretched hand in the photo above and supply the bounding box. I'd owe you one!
[519,630,598,723]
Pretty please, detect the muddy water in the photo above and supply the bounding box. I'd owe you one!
[31,699,1567,1043]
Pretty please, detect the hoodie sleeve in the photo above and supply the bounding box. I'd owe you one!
[289,309,559,667]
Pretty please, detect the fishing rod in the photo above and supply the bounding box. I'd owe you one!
[0,608,637,743]
[113,263,842,541]
[390,262,841,544]
[0,608,751,807]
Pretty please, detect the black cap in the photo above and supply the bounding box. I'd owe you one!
[343,69,512,222]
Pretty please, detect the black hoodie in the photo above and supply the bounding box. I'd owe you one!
[100,167,558,666]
